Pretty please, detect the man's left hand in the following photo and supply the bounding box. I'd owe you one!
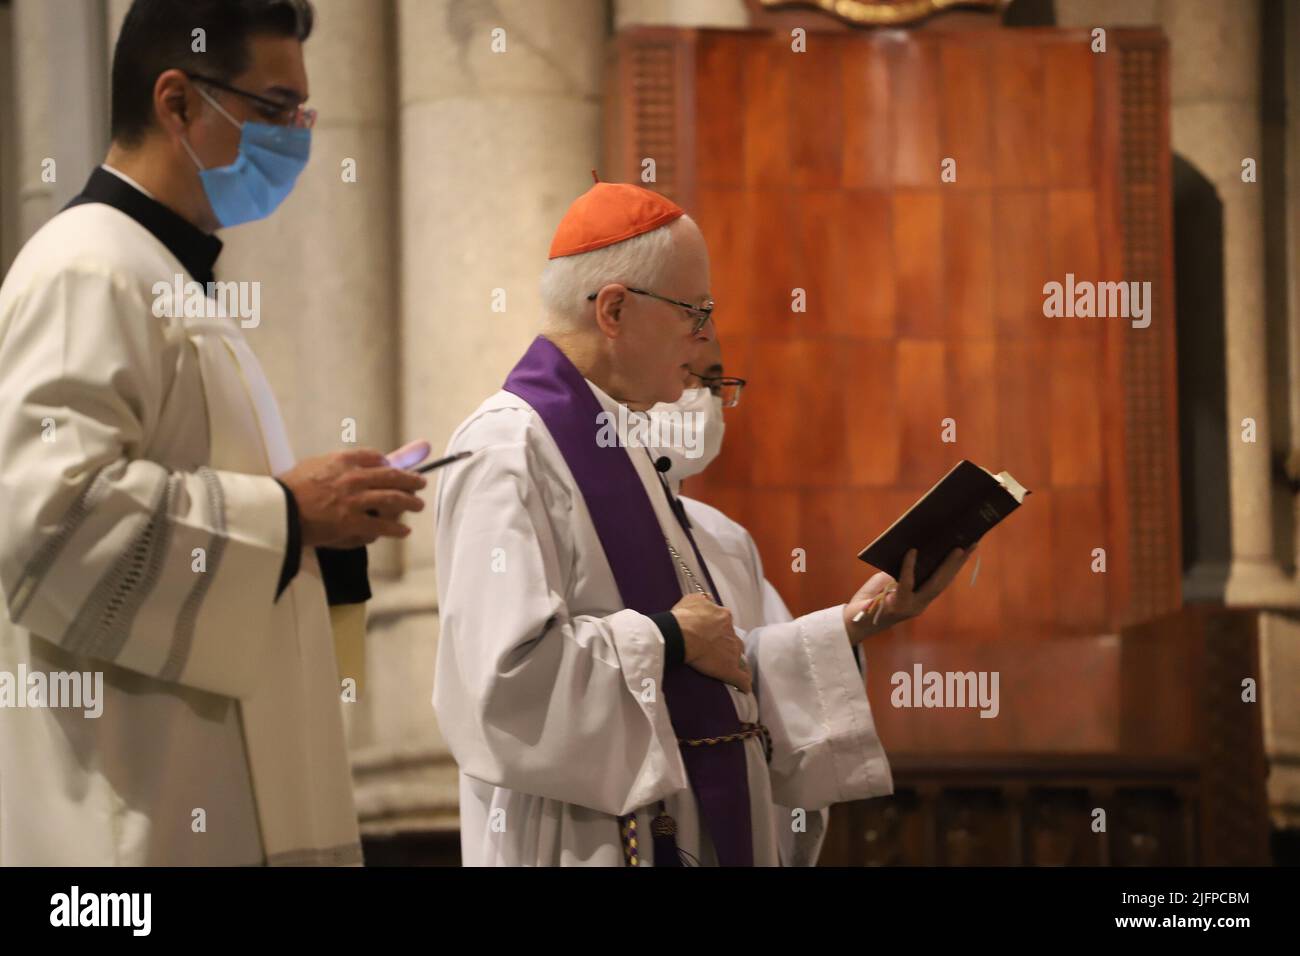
[843,545,976,645]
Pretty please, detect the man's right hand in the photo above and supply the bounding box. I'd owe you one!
[671,592,751,694]
[276,447,427,548]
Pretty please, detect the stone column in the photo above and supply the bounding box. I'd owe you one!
[354,0,608,837]
[106,0,130,52]
[1164,0,1296,606]
[11,0,108,242]
[0,1,18,274]
[1260,0,1300,838]
[216,0,400,486]
[206,2,403,781]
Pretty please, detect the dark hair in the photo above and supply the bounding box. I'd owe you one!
[110,0,314,146]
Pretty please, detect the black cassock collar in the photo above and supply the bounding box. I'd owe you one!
[65,166,223,286]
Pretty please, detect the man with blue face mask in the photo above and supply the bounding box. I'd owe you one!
[0,0,429,866]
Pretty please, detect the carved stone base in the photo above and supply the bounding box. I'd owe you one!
[1259,613,1300,831]
[1224,559,1300,608]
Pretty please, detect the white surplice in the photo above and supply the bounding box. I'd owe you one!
[0,201,360,865]
[433,379,892,866]
[678,495,889,866]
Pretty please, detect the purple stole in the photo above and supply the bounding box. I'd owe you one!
[503,336,754,866]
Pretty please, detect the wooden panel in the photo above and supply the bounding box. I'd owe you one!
[895,340,950,482]
[821,755,1199,866]
[742,38,791,188]
[939,38,994,190]
[693,187,753,335]
[1048,336,1104,487]
[746,189,801,337]
[833,190,896,338]
[991,38,1044,188]
[840,42,893,189]
[838,338,901,487]
[694,34,745,188]
[610,31,1191,848]
[889,41,943,186]
[992,191,1049,337]
[892,191,945,338]
[1044,42,1098,188]
[788,42,843,188]
[792,190,844,339]
[944,192,994,339]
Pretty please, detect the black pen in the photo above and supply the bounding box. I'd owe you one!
[413,450,474,474]
[365,450,475,517]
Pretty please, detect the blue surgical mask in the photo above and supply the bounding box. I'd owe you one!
[181,85,311,228]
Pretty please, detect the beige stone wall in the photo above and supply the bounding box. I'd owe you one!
[0,1,16,275]
[11,0,109,243]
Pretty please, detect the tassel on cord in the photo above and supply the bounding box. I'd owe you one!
[652,802,683,867]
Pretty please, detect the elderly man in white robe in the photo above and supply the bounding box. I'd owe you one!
[433,181,973,866]
[0,0,429,865]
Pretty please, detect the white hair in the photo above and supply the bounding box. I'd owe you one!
[540,214,695,329]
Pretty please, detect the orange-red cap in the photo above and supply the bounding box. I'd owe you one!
[548,182,685,259]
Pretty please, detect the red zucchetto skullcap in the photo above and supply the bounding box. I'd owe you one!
[548,182,685,259]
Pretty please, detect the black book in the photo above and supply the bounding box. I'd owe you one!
[857,459,1030,588]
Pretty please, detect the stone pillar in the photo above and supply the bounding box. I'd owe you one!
[1288,0,1300,480]
[212,0,400,581]
[0,1,17,274]
[353,0,608,836]
[106,0,130,53]
[1164,0,1295,606]
[1260,0,1300,838]
[11,0,108,242]
[218,1,403,774]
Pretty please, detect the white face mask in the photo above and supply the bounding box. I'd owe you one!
[647,386,726,483]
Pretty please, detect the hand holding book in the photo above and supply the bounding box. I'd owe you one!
[842,459,1028,646]
[843,544,976,645]
[858,459,1028,586]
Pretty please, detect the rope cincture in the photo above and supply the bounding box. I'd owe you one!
[678,721,773,763]
[619,720,772,866]
[621,813,641,866]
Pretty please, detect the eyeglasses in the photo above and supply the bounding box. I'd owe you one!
[688,371,746,408]
[184,71,317,129]
[586,286,714,335]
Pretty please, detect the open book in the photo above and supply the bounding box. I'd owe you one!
[857,460,1030,588]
